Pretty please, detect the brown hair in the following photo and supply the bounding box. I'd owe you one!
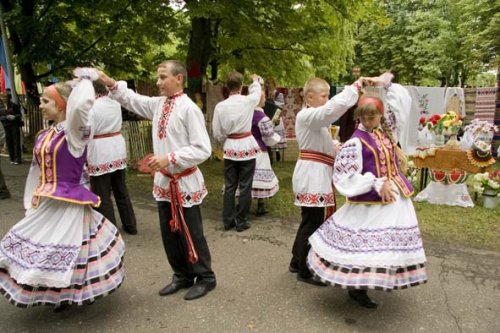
[93,80,108,95]
[226,71,243,92]
[158,60,187,85]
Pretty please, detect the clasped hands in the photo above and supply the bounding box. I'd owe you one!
[147,154,169,172]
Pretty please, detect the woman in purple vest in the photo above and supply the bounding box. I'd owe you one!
[250,79,280,215]
[307,95,427,309]
[0,70,125,310]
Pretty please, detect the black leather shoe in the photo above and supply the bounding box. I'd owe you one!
[224,221,235,231]
[184,280,216,301]
[54,303,71,313]
[123,225,138,235]
[256,203,269,216]
[348,290,378,309]
[296,274,327,287]
[289,259,298,273]
[158,280,194,296]
[235,223,250,232]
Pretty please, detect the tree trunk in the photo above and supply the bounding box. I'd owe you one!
[186,17,213,97]
[18,62,42,137]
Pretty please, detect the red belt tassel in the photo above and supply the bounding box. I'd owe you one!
[160,166,199,264]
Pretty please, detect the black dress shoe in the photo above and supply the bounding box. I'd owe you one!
[235,222,250,232]
[123,225,138,235]
[288,264,298,273]
[158,280,194,296]
[184,280,216,301]
[348,290,378,309]
[296,274,327,287]
[224,221,235,231]
[54,303,71,313]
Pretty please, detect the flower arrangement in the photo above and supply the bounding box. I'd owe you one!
[405,159,419,186]
[419,111,463,135]
[463,119,498,142]
[471,170,500,196]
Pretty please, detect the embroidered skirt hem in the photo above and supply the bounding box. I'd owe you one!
[308,250,427,291]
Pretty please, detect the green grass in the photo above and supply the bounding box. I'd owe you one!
[127,159,500,252]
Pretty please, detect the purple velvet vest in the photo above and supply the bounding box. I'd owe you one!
[31,125,100,208]
[252,110,267,151]
[348,129,414,204]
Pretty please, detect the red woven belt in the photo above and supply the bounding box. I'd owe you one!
[93,131,121,139]
[228,132,252,139]
[160,166,199,264]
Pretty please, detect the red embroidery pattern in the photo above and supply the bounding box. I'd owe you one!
[223,147,260,159]
[157,92,183,140]
[295,191,335,206]
[153,185,207,206]
[87,158,128,175]
[169,152,177,165]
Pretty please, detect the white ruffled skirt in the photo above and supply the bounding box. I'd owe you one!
[0,198,125,307]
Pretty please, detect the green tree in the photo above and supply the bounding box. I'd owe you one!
[180,0,376,89]
[0,0,179,132]
[354,0,498,87]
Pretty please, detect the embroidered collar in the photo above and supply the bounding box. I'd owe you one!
[168,91,184,100]
[54,121,66,134]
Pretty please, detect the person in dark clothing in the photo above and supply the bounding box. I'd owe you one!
[0,91,23,164]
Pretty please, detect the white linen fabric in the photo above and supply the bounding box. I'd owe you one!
[109,82,211,207]
[87,96,127,176]
[292,85,359,207]
[212,81,261,161]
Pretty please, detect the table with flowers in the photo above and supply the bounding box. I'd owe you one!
[413,115,497,207]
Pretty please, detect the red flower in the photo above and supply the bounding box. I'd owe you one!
[419,116,426,125]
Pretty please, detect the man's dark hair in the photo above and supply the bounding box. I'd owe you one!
[226,71,243,92]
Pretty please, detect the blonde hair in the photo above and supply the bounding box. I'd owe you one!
[53,82,72,102]
[303,77,329,96]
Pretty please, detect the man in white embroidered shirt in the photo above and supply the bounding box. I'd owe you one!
[213,72,262,232]
[96,60,216,301]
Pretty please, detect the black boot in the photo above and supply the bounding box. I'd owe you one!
[348,289,378,309]
[256,201,269,216]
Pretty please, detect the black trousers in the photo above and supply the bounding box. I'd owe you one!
[4,125,22,163]
[157,202,215,283]
[0,158,9,196]
[223,158,256,228]
[291,206,325,277]
[90,169,137,229]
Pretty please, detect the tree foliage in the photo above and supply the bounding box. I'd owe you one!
[354,0,499,87]
[179,0,377,87]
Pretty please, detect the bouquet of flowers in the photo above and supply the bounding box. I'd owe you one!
[471,170,500,196]
[463,119,498,142]
[419,111,463,135]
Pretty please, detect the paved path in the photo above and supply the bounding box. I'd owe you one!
[0,157,499,333]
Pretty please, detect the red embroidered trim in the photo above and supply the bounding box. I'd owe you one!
[169,152,177,165]
[295,192,336,206]
[223,147,260,159]
[158,92,183,140]
[87,158,127,175]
